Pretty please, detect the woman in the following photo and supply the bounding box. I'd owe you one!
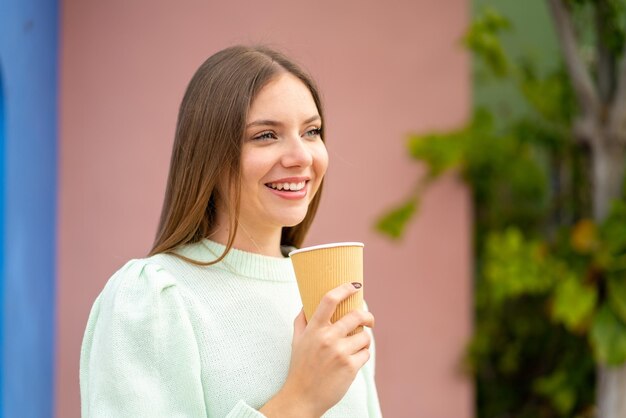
[80,45,382,417]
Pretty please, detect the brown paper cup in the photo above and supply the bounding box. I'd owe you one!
[289,242,364,335]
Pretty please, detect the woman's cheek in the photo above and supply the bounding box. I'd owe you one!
[314,142,329,177]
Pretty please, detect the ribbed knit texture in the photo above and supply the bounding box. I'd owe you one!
[80,239,382,417]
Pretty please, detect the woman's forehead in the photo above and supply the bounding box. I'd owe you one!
[247,73,319,122]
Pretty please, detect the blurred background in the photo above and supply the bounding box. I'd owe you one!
[3,0,626,417]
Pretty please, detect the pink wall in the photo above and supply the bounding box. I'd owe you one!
[58,1,472,417]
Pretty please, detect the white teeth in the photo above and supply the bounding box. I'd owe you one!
[267,181,306,191]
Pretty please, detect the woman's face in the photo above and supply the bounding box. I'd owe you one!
[237,72,328,233]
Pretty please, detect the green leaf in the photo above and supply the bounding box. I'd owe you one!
[551,273,597,332]
[590,304,626,366]
[375,200,418,239]
[462,8,511,77]
[601,200,626,256]
[519,65,576,124]
[608,278,626,323]
[483,228,555,304]
[406,108,495,180]
[407,132,464,177]
[533,370,577,415]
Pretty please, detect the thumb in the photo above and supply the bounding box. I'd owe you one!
[293,307,308,339]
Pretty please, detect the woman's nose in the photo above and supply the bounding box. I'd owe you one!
[281,135,313,168]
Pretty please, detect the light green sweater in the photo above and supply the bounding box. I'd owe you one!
[80,239,382,417]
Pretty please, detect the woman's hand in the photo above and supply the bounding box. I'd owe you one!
[259,282,374,418]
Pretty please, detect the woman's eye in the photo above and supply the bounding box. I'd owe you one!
[253,131,277,141]
[304,128,322,138]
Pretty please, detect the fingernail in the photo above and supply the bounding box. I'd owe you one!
[352,282,362,289]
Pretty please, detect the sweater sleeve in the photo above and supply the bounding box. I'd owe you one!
[362,300,383,417]
[80,259,270,418]
[80,259,208,417]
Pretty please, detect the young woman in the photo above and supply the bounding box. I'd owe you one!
[80,45,382,417]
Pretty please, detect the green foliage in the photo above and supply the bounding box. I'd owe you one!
[551,273,597,332]
[534,370,577,415]
[519,64,576,125]
[375,200,417,239]
[401,107,550,237]
[468,291,595,417]
[600,200,626,259]
[463,8,511,77]
[592,0,625,55]
[608,278,626,323]
[590,304,626,366]
[377,3,626,417]
[483,229,555,303]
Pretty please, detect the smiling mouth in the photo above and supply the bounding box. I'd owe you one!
[265,181,307,192]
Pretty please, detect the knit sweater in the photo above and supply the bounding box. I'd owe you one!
[80,239,383,417]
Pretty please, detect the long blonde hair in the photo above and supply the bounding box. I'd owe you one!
[149,45,325,262]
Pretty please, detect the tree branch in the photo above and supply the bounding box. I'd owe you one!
[546,0,600,121]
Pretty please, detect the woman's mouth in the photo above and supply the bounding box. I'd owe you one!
[265,181,306,191]
[264,180,309,200]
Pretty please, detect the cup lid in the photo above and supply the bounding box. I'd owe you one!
[288,242,364,257]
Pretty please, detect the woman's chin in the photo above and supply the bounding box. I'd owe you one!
[279,212,308,228]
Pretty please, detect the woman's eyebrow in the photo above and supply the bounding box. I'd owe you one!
[246,115,321,128]
[302,115,321,124]
[246,119,281,128]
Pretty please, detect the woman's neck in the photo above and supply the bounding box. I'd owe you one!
[209,219,284,258]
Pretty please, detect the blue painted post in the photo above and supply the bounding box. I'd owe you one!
[0,1,59,417]
[0,63,5,418]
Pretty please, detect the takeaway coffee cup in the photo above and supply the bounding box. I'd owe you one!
[289,242,364,335]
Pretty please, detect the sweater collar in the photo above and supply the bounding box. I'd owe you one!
[175,239,297,282]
